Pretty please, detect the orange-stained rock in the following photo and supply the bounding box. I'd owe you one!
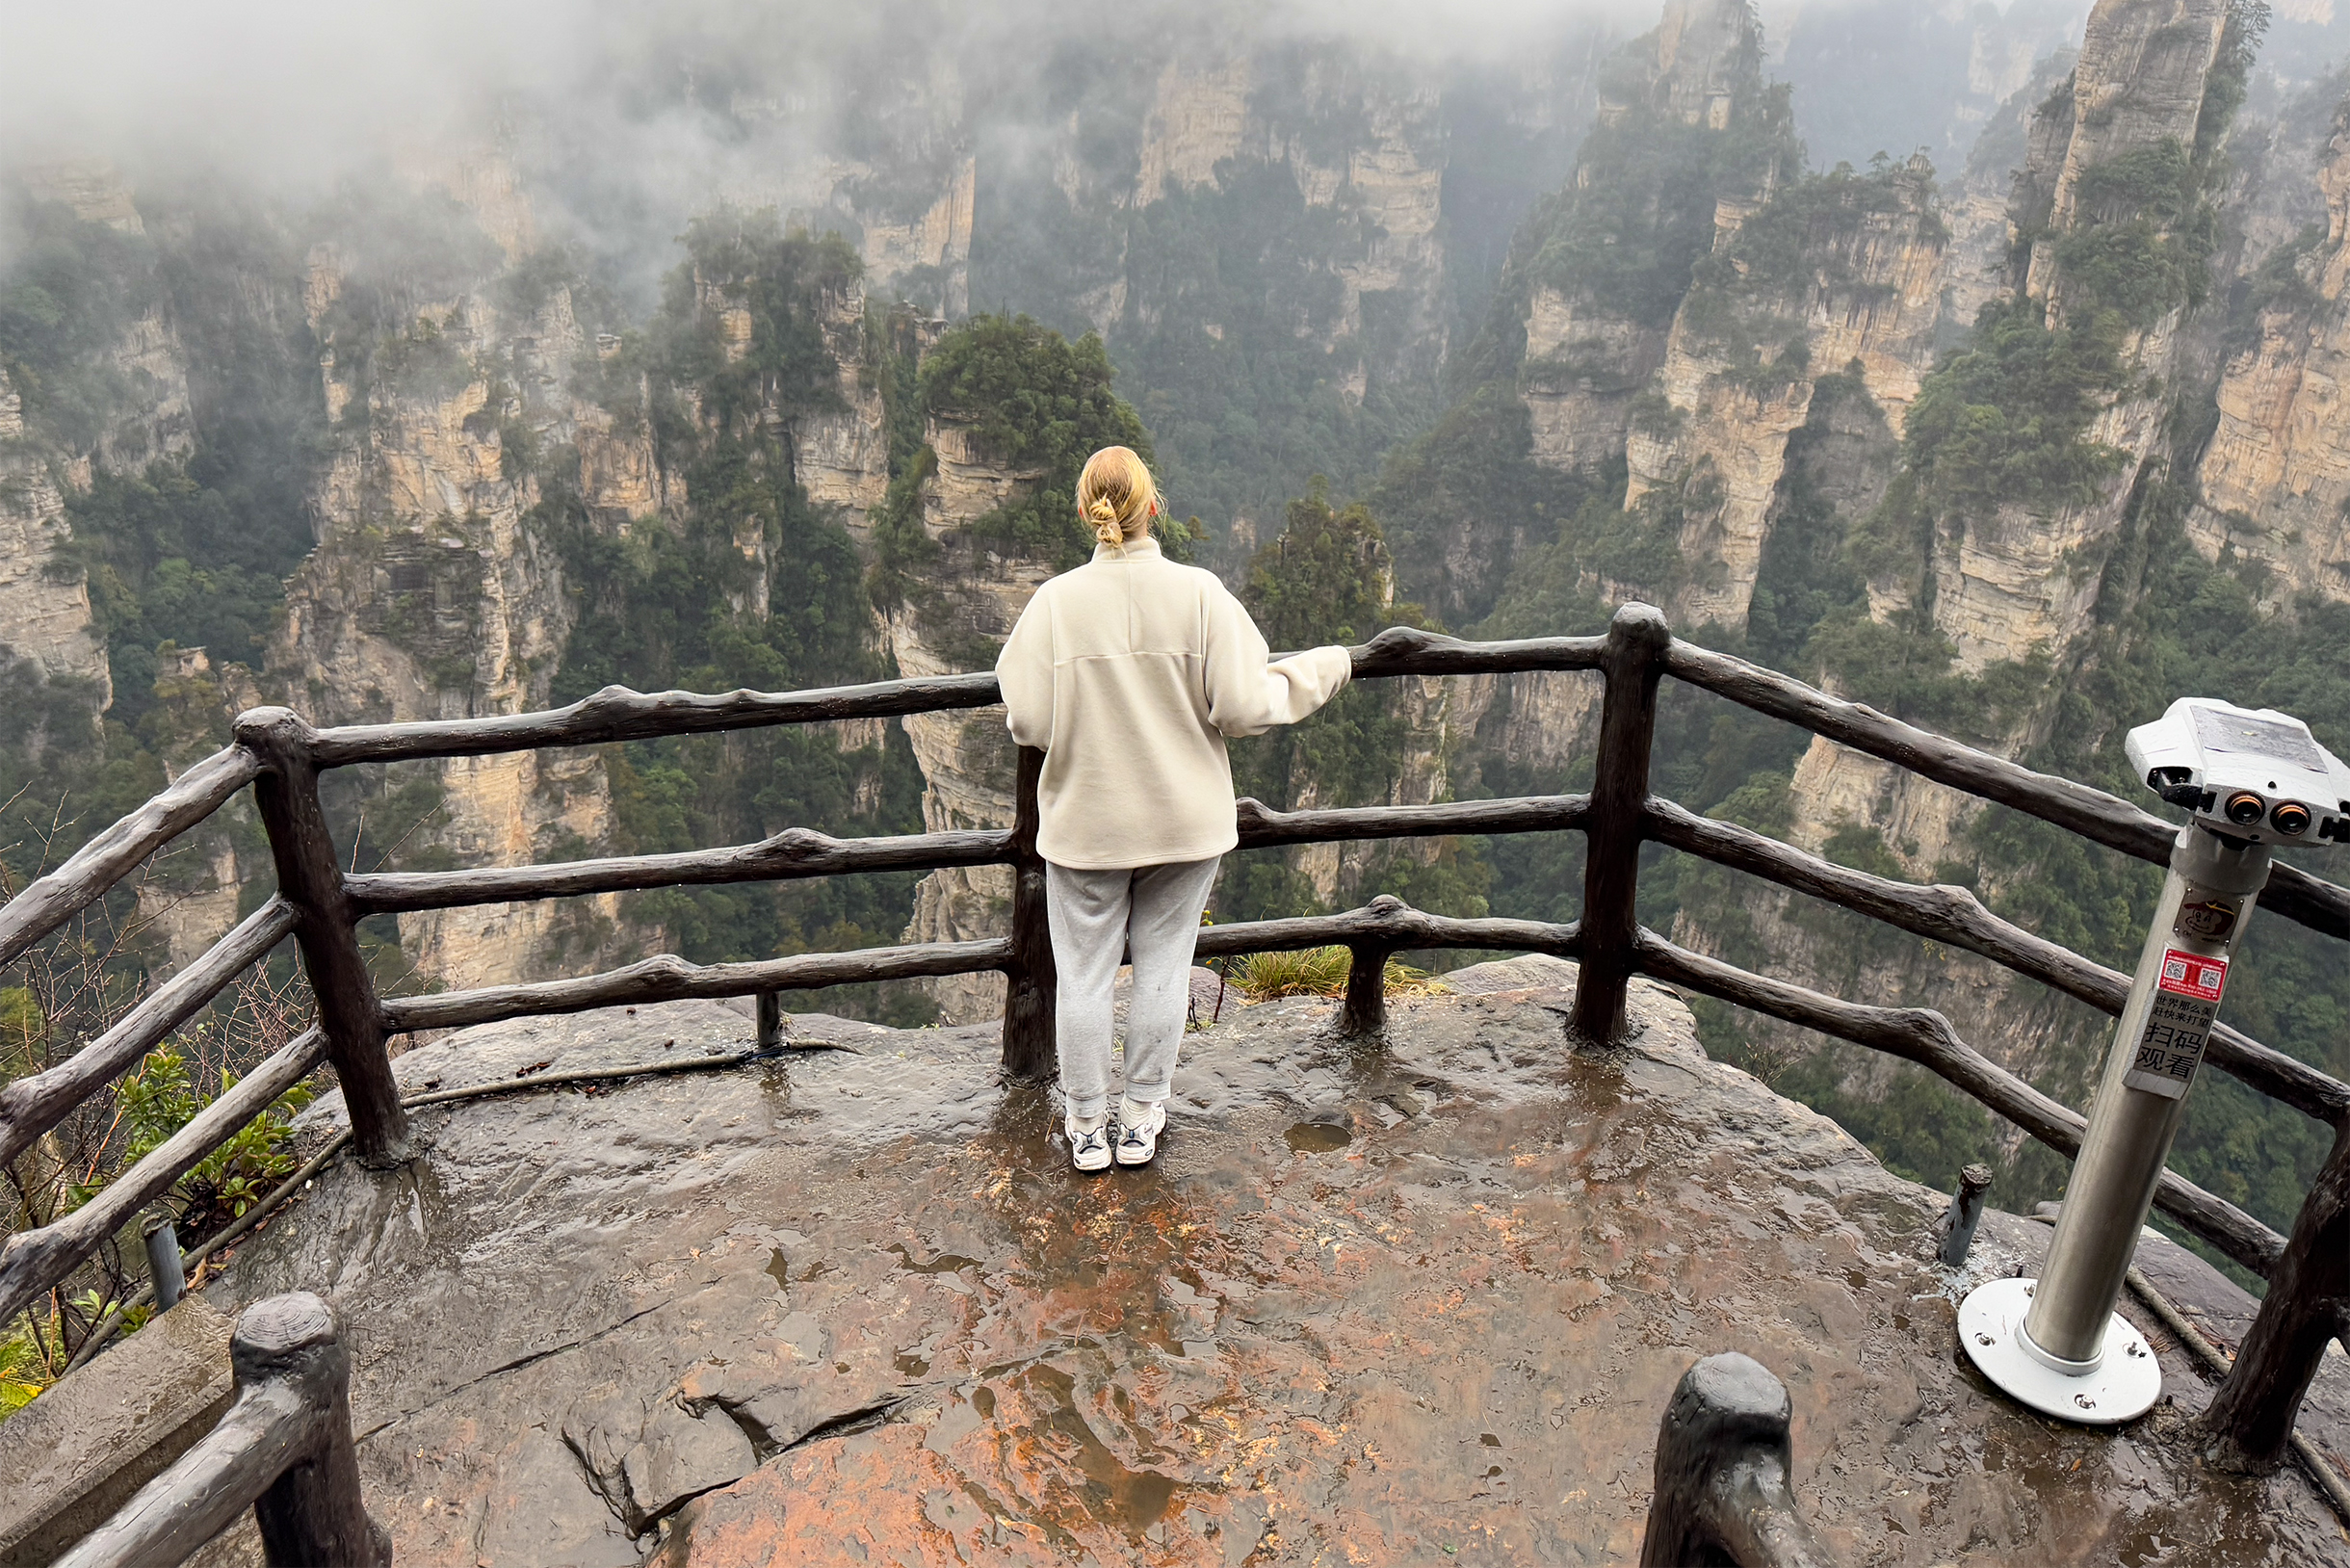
[210,977,2350,1567]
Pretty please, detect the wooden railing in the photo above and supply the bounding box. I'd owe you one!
[52,1293,386,1568]
[5,602,2348,1492]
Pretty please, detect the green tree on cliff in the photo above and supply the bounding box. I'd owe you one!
[915,312,1156,565]
[1218,483,1487,926]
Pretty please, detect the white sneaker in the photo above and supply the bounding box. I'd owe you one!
[1114,1098,1166,1166]
[1067,1112,1112,1173]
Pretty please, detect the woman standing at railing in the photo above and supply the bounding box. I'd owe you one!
[997,447,1352,1172]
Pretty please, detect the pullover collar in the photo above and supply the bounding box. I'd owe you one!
[1090,537,1163,563]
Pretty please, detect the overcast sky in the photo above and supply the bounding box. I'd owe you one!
[0,0,1693,183]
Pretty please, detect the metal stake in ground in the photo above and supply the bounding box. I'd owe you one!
[1962,698,2350,1425]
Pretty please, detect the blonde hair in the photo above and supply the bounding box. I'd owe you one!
[1077,446,1160,549]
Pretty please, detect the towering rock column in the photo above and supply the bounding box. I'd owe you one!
[2191,118,2350,600]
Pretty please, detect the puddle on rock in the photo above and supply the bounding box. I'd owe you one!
[1284,1120,1352,1154]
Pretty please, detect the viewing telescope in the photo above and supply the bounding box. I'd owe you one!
[1960,699,2350,1424]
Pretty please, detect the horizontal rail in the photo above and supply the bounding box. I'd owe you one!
[1235,793,1589,848]
[301,671,1006,768]
[1661,640,2350,944]
[345,827,1014,915]
[0,1026,329,1331]
[0,744,262,969]
[1632,929,2286,1279]
[297,627,1606,771]
[1345,624,1608,678]
[379,937,1014,1033]
[341,795,1586,919]
[1643,800,2350,1127]
[1193,903,1581,962]
[0,898,300,1169]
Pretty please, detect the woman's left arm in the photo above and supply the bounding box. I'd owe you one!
[996,593,1055,749]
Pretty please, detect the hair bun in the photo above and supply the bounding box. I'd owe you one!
[1085,497,1119,524]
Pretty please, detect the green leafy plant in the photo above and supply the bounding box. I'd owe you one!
[79,1045,316,1232]
[0,1320,55,1417]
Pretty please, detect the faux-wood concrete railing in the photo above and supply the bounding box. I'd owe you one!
[5,602,2348,1511]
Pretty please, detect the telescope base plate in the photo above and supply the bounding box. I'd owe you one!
[1958,1276,2162,1425]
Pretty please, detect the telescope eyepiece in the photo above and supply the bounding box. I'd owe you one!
[2271,800,2312,836]
[2224,791,2267,826]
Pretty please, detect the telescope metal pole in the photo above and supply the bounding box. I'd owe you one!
[1960,823,2270,1424]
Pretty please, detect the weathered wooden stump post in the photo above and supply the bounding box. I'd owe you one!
[239,1294,388,1567]
[1339,894,1415,1037]
[237,707,412,1165]
[1938,1163,1994,1267]
[1574,604,1669,1046]
[1002,745,1058,1079]
[2202,1117,2350,1472]
[1340,943,1389,1036]
[53,1292,390,1568]
[1641,1352,1836,1568]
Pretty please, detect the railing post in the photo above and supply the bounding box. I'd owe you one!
[236,708,413,1165]
[1001,744,1057,1079]
[1938,1163,1993,1267]
[52,1292,389,1568]
[1573,603,1670,1045]
[1641,1352,1836,1568]
[1341,944,1389,1035]
[755,990,784,1052]
[2202,1117,2350,1472]
[238,1294,390,1568]
[144,1214,186,1311]
[1340,894,1411,1037]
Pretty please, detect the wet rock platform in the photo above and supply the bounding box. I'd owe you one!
[192,961,2350,1565]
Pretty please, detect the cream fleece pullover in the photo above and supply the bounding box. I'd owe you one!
[997,537,1353,870]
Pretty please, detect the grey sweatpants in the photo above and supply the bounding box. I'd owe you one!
[1046,856,1220,1120]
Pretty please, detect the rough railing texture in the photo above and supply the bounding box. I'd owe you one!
[1643,799,2350,1127]
[1663,640,2350,944]
[1640,1352,1837,1568]
[2203,1120,2350,1472]
[0,744,261,970]
[1001,745,1057,1080]
[343,825,1014,914]
[1575,605,1671,1042]
[0,899,296,1171]
[379,939,1016,1035]
[1235,792,1590,849]
[235,709,409,1166]
[0,1029,329,1338]
[53,1293,387,1568]
[1632,928,2287,1281]
[10,598,2350,1522]
[303,671,1006,767]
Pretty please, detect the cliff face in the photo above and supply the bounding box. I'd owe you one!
[1629,160,1947,631]
[0,166,200,716]
[1516,0,1775,484]
[0,373,109,708]
[274,248,643,989]
[1696,0,2270,1134]
[2190,118,2350,599]
[1127,53,1447,373]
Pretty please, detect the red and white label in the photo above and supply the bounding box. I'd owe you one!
[2156,949,2228,1002]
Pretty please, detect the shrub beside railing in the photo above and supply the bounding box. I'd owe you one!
[1,602,2346,1487]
